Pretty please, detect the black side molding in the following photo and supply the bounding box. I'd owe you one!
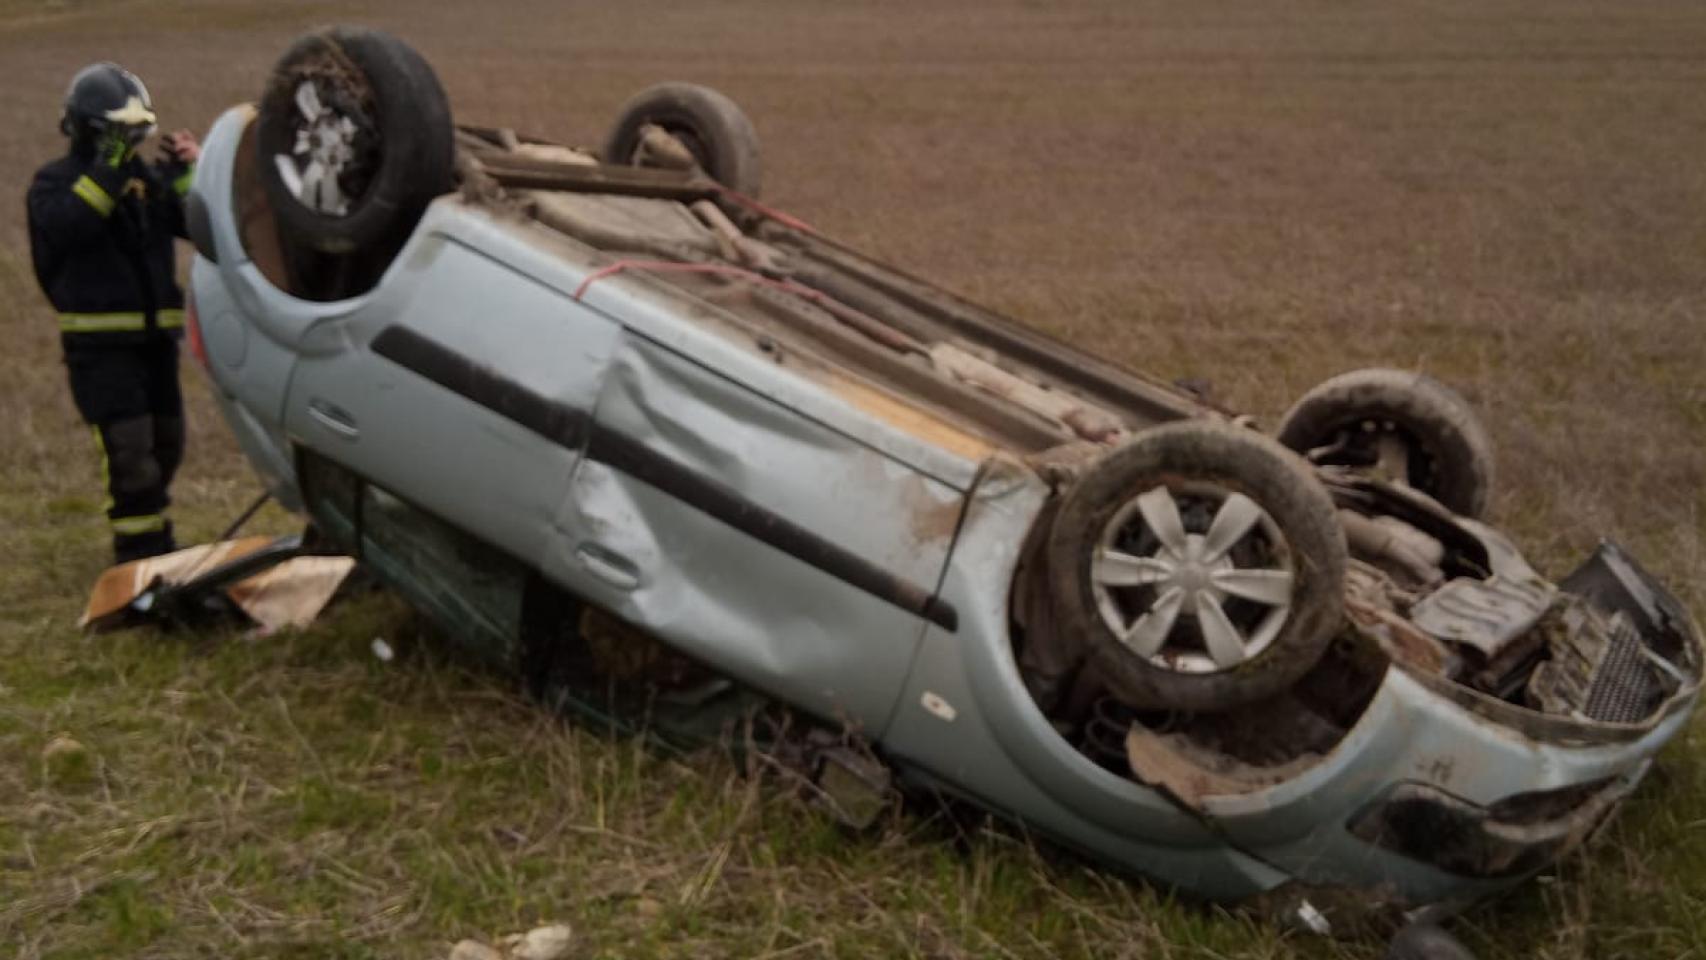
[586,427,958,632]
[371,325,959,632]
[372,326,588,450]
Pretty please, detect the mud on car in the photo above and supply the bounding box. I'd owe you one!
[183,26,1701,952]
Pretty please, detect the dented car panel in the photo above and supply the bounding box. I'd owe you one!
[551,332,967,731]
[564,244,994,491]
[189,97,1703,923]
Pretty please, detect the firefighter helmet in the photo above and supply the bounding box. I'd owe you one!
[60,62,157,146]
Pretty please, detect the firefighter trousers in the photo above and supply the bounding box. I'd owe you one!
[65,340,185,562]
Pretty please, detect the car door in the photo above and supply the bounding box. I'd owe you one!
[284,230,621,572]
[545,330,969,735]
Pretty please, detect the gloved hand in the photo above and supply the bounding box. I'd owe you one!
[161,130,200,164]
[95,127,136,169]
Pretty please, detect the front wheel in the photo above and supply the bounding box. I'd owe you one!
[1046,421,1347,713]
[1277,368,1495,518]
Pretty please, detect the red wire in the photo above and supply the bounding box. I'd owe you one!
[572,259,762,300]
[711,185,818,235]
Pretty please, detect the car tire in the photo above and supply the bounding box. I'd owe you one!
[1386,923,1477,960]
[1046,421,1346,713]
[1276,368,1495,518]
[257,26,453,293]
[602,82,762,197]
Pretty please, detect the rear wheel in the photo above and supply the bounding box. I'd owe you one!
[602,83,762,197]
[1277,368,1495,518]
[1046,421,1347,713]
[257,26,453,298]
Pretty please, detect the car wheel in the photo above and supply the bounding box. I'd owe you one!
[1276,368,1495,518]
[257,26,453,290]
[602,82,762,197]
[1386,923,1477,960]
[1047,421,1347,713]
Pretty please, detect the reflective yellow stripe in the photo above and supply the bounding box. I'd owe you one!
[59,311,183,333]
[71,175,115,216]
[172,167,195,197]
[90,426,114,513]
[111,514,166,536]
[60,312,147,333]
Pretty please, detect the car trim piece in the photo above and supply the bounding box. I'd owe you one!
[583,420,961,632]
[370,324,960,632]
[371,325,588,450]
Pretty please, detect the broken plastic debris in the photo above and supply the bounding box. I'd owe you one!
[80,536,354,632]
[1296,899,1332,936]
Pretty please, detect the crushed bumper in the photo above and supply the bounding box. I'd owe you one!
[1195,541,1700,911]
[1346,771,1635,880]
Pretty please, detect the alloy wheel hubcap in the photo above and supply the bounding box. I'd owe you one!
[1091,484,1296,674]
[273,80,363,216]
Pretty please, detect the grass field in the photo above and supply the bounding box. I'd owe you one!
[3,1,1705,957]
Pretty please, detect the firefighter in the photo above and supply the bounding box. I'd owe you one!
[26,63,200,564]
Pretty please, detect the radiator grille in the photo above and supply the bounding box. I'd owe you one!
[1583,616,1660,723]
[1528,604,1664,724]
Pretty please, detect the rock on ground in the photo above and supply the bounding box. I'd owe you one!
[449,941,501,960]
[449,924,573,960]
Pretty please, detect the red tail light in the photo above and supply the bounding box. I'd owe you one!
[185,291,209,370]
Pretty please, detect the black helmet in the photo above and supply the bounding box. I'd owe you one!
[60,62,157,146]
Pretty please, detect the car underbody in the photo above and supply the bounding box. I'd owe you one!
[443,132,1703,812]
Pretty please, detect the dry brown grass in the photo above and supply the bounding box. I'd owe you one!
[2,1,1704,957]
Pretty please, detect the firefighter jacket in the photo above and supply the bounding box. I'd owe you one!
[26,148,193,351]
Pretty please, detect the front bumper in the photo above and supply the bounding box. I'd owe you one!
[1346,771,1634,882]
[1207,542,1700,911]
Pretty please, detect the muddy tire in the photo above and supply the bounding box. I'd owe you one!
[1277,368,1495,518]
[257,27,453,292]
[1047,421,1346,713]
[1386,923,1477,960]
[602,83,762,197]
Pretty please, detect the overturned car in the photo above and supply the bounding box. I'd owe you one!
[183,27,1701,944]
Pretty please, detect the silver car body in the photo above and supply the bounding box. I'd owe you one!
[188,103,1702,915]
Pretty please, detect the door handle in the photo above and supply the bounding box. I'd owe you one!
[576,542,641,591]
[307,399,360,440]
